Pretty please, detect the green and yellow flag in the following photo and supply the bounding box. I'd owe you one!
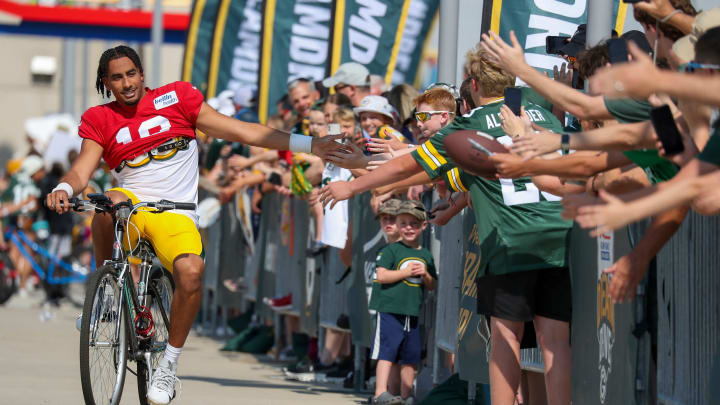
[257,0,334,123]
[486,0,630,74]
[391,0,438,86]
[181,0,221,94]
[205,0,263,99]
[329,0,412,85]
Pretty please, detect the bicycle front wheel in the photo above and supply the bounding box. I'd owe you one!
[79,265,128,405]
[137,267,174,404]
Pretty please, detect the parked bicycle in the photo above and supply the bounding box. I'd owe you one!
[67,193,195,405]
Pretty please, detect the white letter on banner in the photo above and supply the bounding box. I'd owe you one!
[525,15,579,49]
[349,0,386,38]
[534,0,586,19]
[348,29,379,64]
[243,2,262,32]
[293,4,330,39]
[290,36,328,64]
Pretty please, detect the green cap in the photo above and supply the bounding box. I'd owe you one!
[396,200,426,221]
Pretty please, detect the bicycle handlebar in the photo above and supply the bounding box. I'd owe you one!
[58,197,196,213]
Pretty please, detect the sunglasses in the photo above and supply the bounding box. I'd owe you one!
[415,111,452,122]
[685,61,720,73]
[334,84,349,92]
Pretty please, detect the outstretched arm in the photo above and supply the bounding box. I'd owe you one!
[591,42,720,106]
[491,151,632,179]
[480,30,611,120]
[319,153,424,208]
[511,121,654,159]
[195,103,346,159]
[571,159,720,233]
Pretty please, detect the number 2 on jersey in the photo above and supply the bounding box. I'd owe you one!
[115,116,171,145]
[495,135,561,205]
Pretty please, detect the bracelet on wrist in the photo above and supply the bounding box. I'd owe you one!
[659,9,681,23]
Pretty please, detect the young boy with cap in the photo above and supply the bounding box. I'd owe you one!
[354,95,406,143]
[369,200,437,405]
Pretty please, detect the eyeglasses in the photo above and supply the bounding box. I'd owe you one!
[415,111,452,123]
[685,61,720,73]
[424,82,460,99]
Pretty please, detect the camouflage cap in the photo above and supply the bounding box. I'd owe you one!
[376,198,402,218]
[396,200,426,221]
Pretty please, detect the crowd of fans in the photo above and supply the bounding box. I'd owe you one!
[3,0,719,404]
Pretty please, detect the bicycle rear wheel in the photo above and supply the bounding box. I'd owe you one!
[79,265,128,405]
[137,267,174,404]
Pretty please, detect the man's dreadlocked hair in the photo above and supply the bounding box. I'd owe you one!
[95,46,143,98]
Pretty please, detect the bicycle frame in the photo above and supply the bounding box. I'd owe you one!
[103,208,169,357]
[6,228,91,284]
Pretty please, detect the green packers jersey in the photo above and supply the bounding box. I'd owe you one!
[604,97,678,183]
[698,126,720,167]
[369,242,437,317]
[411,99,572,276]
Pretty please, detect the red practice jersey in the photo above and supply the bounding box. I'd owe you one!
[78,81,204,169]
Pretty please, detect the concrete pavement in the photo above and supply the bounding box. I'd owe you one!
[0,288,366,405]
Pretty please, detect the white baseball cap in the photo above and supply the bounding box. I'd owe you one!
[233,87,255,107]
[322,62,370,87]
[353,95,394,121]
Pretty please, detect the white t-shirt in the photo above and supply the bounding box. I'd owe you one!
[112,139,199,225]
[320,163,352,249]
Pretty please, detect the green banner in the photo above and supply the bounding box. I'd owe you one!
[488,0,629,74]
[456,212,491,384]
[181,0,220,94]
[390,0,438,86]
[330,0,411,85]
[206,0,263,99]
[348,192,383,347]
[257,0,334,123]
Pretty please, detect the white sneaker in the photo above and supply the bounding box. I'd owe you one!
[147,358,179,405]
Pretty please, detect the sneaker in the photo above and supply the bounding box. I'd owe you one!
[284,359,316,382]
[147,358,179,405]
[263,293,292,311]
[403,396,416,405]
[372,392,403,405]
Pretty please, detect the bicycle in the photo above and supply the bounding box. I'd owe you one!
[67,193,195,405]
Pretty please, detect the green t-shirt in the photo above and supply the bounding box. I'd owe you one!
[698,126,720,166]
[604,97,678,183]
[369,242,437,317]
[411,99,572,277]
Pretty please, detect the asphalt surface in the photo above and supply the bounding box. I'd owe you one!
[0,286,365,405]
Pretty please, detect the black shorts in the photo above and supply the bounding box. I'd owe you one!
[476,267,572,323]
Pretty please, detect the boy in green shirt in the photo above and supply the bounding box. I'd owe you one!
[369,200,437,405]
